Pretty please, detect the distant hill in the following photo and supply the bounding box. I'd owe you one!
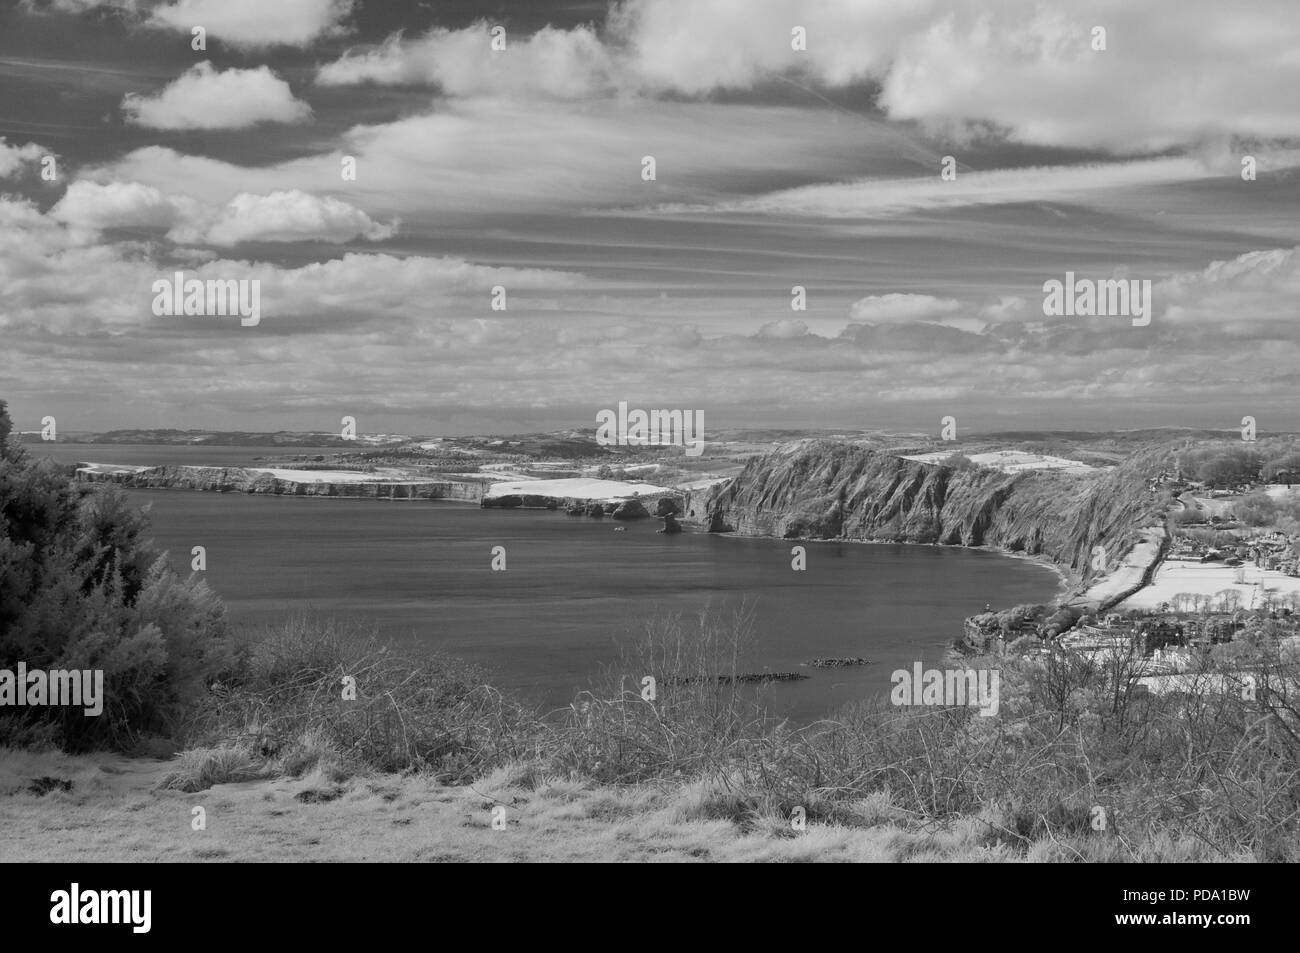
[19,429,410,447]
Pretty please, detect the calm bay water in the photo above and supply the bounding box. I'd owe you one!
[33,445,1060,721]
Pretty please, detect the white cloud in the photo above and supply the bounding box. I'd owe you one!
[665,157,1229,219]
[86,100,915,220]
[0,138,47,178]
[876,0,1300,152]
[757,318,809,339]
[619,0,1300,152]
[849,294,961,323]
[0,195,585,337]
[314,1,1300,154]
[1158,247,1300,327]
[147,0,353,49]
[50,181,187,237]
[10,181,1300,426]
[122,62,311,129]
[196,190,396,246]
[318,24,617,98]
[49,180,394,246]
[977,296,1031,324]
[609,0,919,95]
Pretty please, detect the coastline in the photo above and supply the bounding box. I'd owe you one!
[85,460,1131,611]
[711,531,1078,603]
[117,485,483,505]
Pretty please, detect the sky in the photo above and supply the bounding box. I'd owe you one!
[2,0,1300,436]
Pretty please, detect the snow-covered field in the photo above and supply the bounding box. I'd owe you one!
[1118,559,1300,610]
[1077,527,1166,606]
[76,463,152,474]
[901,449,1098,474]
[484,477,671,501]
[243,467,441,484]
[1187,495,1236,517]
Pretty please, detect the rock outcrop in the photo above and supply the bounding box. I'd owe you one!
[611,499,651,520]
[655,497,681,517]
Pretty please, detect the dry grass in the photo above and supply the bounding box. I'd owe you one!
[160,746,265,793]
[183,617,539,780]
[7,748,1235,863]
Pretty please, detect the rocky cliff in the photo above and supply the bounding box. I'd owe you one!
[701,440,1171,586]
[75,465,483,502]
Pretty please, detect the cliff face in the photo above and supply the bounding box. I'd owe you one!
[702,440,1169,584]
[75,466,483,502]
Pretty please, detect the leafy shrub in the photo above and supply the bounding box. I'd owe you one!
[0,400,234,750]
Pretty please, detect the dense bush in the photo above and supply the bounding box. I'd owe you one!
[1232,490,1300,530]
[1263,452,1300,483]
[181,618,537,781]
[0,399,233,750]
[1179,446,1262,487]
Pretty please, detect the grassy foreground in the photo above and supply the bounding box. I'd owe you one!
[5,611,1297,862]
[0,748,1240,863]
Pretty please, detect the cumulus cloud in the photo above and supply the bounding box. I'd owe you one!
[0,138,47,178]
[196,190,397,246]
[12,1,1300,428]
[318,25,617,98]
[48,180,394,246]
[147,0,353,49]
[9,179,1300,427]
[623,0,1300,152]
[50,181,188,237]
[608,0,915,94]
[122,62,311,129]
[314,1,1300,154]
[0,195,584,337]
[977,297,1032,325]
[1157,247,1300,327]
[757,318,809,339]
[849,294,962,323]
[875,0,1300,152]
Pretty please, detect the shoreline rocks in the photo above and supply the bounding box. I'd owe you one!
[611,499,650,520]
[664,672,808,685]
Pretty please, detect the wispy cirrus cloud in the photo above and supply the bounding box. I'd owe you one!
[649,156,1286,219]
